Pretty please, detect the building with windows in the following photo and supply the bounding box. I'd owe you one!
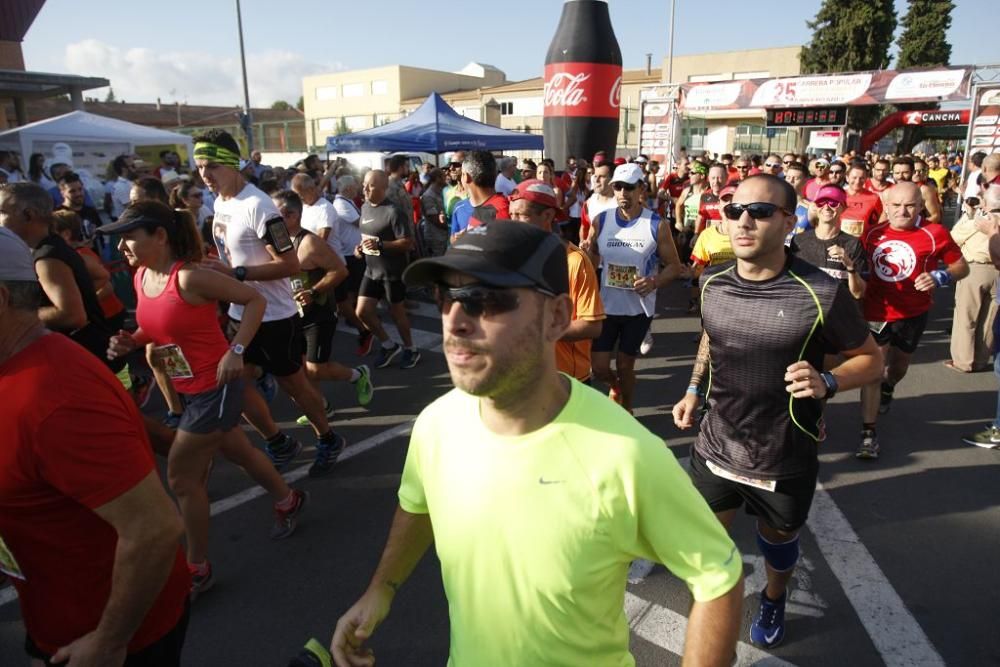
[302,47,804,157]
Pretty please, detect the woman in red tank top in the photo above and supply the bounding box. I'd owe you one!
[106,202,306,597]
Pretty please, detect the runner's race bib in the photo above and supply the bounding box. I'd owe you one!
[706,459,778,492]
[361,233,381,256]
[0,535,25,580]
[868,321,888,334]
[605,263,638,290]
[154,344,194,379]
[841,218,863,237]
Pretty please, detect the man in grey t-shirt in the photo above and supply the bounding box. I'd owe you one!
[356,170,420,369]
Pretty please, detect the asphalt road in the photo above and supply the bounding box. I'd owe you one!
[2,282,999,667]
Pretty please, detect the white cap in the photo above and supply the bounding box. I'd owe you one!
[50,142,74,168]
[611,163,644,185]
[0,227,38,282]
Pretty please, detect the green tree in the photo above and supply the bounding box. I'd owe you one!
[296,95,304,111]
[104,87,117,103]
[896,0,954,69]
[800,0,897,130]
[271,100,292,110]
[335,117,350,135]
[894,0,954,152]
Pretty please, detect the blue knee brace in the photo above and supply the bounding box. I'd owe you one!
[757,530,800,572]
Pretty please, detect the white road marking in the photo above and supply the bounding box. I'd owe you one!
[625,592,797,666]
[337,323,442,353]
[808,482,945,667]
[742,554,827,618]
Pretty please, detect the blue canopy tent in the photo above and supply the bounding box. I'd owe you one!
[325,92,544,154]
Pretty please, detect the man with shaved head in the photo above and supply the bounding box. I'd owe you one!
[859,181,969,459]
[356,169,419,369]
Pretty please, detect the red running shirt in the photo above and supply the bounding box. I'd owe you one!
[862,221,964,322]
[0,334,189,656]
[697,192,722,235]
[135,261,229,394]
[842,188,884,238]
[468,193,510,228]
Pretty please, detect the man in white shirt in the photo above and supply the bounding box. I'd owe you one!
[494,157,518,197]
[109,155,136,220]
[291,173,340,255]
[331,175,370,353]
[195,129,347,477]
[0,151,23,183]
[964,151,987,200]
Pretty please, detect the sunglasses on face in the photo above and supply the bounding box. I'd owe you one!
[612,182,638,192]
[723,202,791,220]
[815,199,842,209]
[829,169,845,175]
[782,160,793,165]
[435,284,524,318]
[765,163,782,169]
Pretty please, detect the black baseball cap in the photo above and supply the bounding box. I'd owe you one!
[98,213,177,236]
[402,220,568,295]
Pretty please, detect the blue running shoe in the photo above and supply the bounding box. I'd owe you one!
[309,432,347,478]
[374,343,402,369]
[257,373,277,403]
[265,435,302,472]
[400,348,421,369]
[750,588,786,648]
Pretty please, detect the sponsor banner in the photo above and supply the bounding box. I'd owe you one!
[901,110,970,126]
[637,90,681,168]
[679,67,972,111]
[543,62,622,119]
[961,83,1000,185]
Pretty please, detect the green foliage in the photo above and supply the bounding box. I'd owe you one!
[896,0,954,69]
[296,96,304,111]
[104,88,116,103]
[335,117,350,136]
[270,100,292,110]
[800,0,897,74]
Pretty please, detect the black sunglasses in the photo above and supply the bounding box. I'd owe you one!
[782,160,793,165]
[435,284,523,318]
[764,162,782,169]
[723,202,792,220]
[829,169,845,175]
[612,182,638,192]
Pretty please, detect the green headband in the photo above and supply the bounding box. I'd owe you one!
[690,162,708,175]
[193,142,240,169]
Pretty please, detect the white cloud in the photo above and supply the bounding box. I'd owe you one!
[63,39,343,107]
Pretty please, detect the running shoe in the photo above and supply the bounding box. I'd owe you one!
[295,399,336,427]
[355,364,374,406]
[256,372,278,404]
[309,433,347,478]
[271,489,309,540]
[356,331,375,356]
[686,299,700,315]
[188,561,214,601]
[288,639,333,667]
[374,342,402,369]
[627,558,655,584]
[162,411,182,429]
[878,381,894,415]
[132,374,153,409]
[639,331,654,356]
[750,588,786,648]
[265,435,303,472]
[961,425,1000,449]
[856,429,880,460]
[400,348,421,369]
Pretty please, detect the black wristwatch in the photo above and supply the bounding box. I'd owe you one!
[819,371,839,399]
[234,266,248,282]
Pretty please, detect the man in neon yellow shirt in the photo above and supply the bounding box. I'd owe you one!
[329,221,744,666]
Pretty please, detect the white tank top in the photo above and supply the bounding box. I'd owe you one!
[596,207,660,317]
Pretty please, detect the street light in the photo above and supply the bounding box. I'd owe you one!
[236,0,253,152]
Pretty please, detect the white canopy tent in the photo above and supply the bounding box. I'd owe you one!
[0,110,194,175]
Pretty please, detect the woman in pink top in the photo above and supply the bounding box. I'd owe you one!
[106,201,306,599]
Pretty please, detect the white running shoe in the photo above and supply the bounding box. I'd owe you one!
[639,331,654,356]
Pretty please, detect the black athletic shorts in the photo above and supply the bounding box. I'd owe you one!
[227,315,303,377]
[592,314,652,357]
[688,446,818,533]
[178,379,244,435]
[359,275,406,304]
[335,255,366,303]
[302,314,338,364]
[869,311,929,354]
[26,601,189,666]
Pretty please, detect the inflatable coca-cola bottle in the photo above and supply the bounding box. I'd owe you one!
[543,0,622,168]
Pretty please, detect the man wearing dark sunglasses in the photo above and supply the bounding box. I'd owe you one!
[762,155,783,178]
[329,220,744,667]
[583,163,683,413]
[673,174,881,649]
[860,181,968,459]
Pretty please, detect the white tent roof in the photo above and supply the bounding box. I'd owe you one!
[0,110,193,165]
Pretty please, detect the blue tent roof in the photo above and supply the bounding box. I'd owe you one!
[325,92,544,153]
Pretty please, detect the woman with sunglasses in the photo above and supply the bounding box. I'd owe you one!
[170,180,215,257]
[789,185,867,301]
[106,201,307,598]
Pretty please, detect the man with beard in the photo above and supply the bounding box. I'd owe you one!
[57,172,104,245]
[329,220,743,667]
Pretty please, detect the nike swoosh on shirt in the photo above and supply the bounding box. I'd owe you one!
[538,477,564,485]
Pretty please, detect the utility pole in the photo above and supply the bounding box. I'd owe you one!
[667,0,676,83]
[236,0,254,152]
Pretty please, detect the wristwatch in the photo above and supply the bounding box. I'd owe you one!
[819,371,838,399]
[229,343,245,356]
[234,266,248,282]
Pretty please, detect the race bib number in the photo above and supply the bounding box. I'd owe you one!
[154,344,194,379]
[0,535,25,580]
[706,459,778,492]
[605,263,638,290]
[841,218,863,237]
[361,233,381,256]
[868,320,888,334]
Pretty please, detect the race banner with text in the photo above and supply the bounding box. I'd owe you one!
[680,67,972,111]
[637,85,681,169]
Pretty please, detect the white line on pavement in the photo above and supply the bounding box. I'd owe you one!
[337,323,442,353]
[625,592,797,666]
[807,483,945,667]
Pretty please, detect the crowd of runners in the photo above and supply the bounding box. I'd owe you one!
[1,129,999,666]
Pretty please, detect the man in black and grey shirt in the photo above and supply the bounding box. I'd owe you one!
[672,174,881,650]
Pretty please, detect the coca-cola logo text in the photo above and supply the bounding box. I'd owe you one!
[545,72,590,108]
[609,75,622,109]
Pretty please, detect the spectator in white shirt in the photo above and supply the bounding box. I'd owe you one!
[109,155,136,220]
[291,173,341,256]
[495,156,517,197]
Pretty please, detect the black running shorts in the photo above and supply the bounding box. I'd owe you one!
[870,311,929,354]
[227,316,303,377]
[592,314,652,357]
[358,276,406,304]
[178,379,244,435]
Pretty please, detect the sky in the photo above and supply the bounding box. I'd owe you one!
[21,0,1000,109]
